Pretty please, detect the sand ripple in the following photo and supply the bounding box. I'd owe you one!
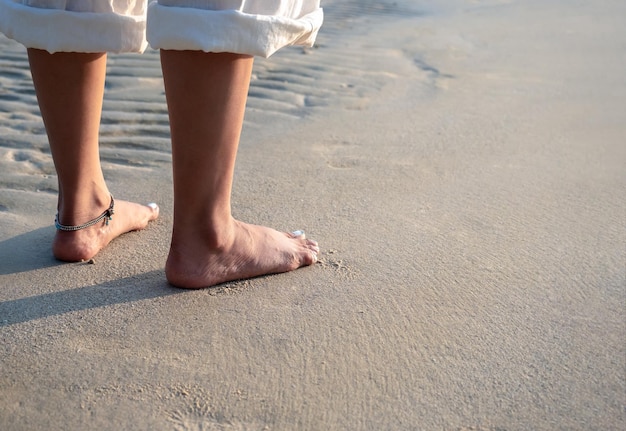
[0,0,437,197]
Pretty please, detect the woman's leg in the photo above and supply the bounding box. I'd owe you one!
[28,49,159,261]
[160,50,318,288]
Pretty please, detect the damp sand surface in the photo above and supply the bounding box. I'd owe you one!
[1,1,625,430]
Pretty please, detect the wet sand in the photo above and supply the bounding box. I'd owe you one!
[1,0,624,429]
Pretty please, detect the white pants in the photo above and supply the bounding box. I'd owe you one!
[0,0,323,57]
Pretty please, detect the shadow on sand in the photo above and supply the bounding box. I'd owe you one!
[0,226,60,275]
[0,269,181,327]
[0,227,185,327]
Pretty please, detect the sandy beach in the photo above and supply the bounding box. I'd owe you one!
[1,0,625,429]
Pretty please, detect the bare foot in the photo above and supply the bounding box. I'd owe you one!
[165,219,319,289]
[52,199,160,262]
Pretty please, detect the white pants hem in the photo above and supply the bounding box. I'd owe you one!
[0,0,148,53]
[0,0,323,56]
[146,3,323,58]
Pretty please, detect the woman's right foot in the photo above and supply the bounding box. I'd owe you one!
[165,219,319,289]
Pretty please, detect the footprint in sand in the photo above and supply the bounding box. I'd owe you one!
[313,139,362,170]
[168,410,269,431]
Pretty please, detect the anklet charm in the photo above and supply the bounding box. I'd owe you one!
[54,195,115,231]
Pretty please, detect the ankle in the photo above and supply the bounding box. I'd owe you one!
[172,215,236,252]
[56,186,111,226]
[55,195,114,232]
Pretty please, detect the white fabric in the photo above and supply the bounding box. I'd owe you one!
[0,0,323,56]
[147,2,322,57]
[0,0,148,53]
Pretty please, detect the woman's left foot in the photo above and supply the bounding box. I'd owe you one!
[52,199,159,262]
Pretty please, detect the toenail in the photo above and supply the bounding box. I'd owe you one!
[147,203,158,210]
[292,230,305,237]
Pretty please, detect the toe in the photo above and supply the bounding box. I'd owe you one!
[302,249,318,266]
[146,202,160,221]
[307,241,319,254]
[290,230,306,239]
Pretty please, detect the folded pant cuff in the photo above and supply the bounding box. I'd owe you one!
[146,3,323,58]
[0,0,147,53]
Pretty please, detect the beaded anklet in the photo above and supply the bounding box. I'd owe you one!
[54,195,115,231]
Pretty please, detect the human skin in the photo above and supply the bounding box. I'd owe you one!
[28,49,159,263]
[160,50,318,288]
[27,48,318,288]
